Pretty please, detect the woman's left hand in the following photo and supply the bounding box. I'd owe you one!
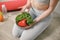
[24,20,37,29]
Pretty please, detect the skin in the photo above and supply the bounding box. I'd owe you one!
[21,0,59,29]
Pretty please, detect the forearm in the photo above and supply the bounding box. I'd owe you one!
[34,8,53,22]
[34,0,59,22]
[21,0,31,12]
[24,0,31,8]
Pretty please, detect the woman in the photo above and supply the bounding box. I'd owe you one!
[12,0,59,40]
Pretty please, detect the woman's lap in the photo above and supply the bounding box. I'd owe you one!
[12,24,24,38]
[20,15,52,40]
[12,8,53,40]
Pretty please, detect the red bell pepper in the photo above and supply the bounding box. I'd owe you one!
[18,19,28,27]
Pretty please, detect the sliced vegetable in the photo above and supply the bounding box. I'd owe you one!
[18,19,28,27]
[16,12,33,27]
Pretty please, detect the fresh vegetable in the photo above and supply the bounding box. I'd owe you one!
[18,19,28,27]
[0,12,4,22]
[16,12,33,27]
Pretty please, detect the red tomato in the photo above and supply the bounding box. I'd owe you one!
[18,19,28,27]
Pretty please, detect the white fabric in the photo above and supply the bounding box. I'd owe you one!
[12,8,52,40]
[35,0,50,4]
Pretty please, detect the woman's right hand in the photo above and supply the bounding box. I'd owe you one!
[20,5,31,13]
[20,0,31,12]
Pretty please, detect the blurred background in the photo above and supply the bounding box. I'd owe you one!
[0,0,60,40]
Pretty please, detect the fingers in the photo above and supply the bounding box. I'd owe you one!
[25,9,30,12]
[20,6,30,13]
[24,26,31,30]
[21,25,31,30]
[20,7,26,13]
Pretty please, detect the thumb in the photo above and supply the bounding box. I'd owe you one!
[25,8,30,12]
[20,7,26,13]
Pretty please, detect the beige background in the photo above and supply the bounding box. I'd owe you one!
[0,10,60,40]
[0,0,60,40]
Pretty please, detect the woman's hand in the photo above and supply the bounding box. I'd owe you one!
[33,0,59,23]
[23,20,37,29]
[20,0,31,12]
[20,5,31,13]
